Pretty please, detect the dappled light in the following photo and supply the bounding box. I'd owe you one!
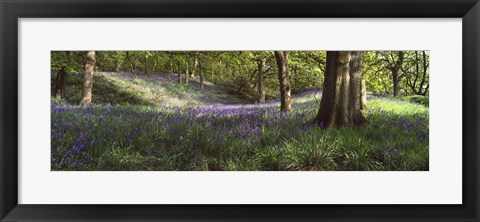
[51,51,429,171]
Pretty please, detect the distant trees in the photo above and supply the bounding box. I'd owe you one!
[80,51,96,106]
[378,51,405,96]
[50,50,429,112]
[316,51,366,128]
[274,51,292,113]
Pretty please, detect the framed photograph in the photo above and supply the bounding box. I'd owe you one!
[1,0,479,221]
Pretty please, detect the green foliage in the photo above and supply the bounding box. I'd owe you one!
[363,51,430,96]
[51,50,430,171]
[51,51,83,73]
[403,95,429,106]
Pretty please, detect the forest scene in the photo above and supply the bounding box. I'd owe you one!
[51,51,429,171]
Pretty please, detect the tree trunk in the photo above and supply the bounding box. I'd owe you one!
[349,51,366,116]
[144,51,148,75]
[115,62,121,72]
[192,56,198,78]
[360,78,367,110]
[80,51,95,106]
[126,51,137,77]
[274,51,291,113]
[54,51,71,98]
[185,62,189,85]
[54,69,67,98]
[257,59,266,103]
[200,68,204,89]
[169,55,173,80]
[392,51,404,97]
[419,51,428,95]
[315,51,366,128]
[393,73,400,96]
[178,62,182,84]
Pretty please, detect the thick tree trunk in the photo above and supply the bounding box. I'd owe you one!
[274,51,291,113]
[315,51,366,128]
[360,78,367,110]
[393,73,400,96]
[80,51,95,106]
[257,59,266,103]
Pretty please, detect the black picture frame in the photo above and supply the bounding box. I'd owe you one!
[1,0,479,221]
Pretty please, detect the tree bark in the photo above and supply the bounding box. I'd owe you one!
[360,78,367,110]
[392,51,404,97]
[274,51,291,113]
[315,51,366,128]
[80,51,95,106]
[192,56,198,78]
[257,59,266,103]
[185,62,189,85]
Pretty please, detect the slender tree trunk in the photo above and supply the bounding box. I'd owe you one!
[200,66,205,89]
[274,51,291,113]
[80,51,95,106]
[419,51,428,95]
[178,62,182,84]
[192,56,198,78]
[315,51,366,128]
[144,51,148,75]
[257,59,266,103]
[169,58,173,80]
[185,62,189,85]
[115,62,121,72]
[126,51,137,77]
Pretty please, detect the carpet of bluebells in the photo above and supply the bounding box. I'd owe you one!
[51,72,429,171]
[51,98,428,171]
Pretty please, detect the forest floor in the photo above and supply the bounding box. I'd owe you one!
[51,72,429,171]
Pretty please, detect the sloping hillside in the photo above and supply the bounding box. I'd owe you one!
[52,71,246,107]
